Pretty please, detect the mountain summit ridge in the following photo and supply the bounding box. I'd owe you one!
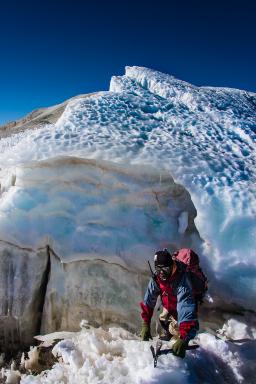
[1,66,255,139]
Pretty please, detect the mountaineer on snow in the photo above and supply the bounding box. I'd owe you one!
[140,248,207,358]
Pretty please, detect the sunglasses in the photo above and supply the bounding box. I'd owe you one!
[155,266,171,275]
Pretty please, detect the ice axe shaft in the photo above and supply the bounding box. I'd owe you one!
[150,342,199,367]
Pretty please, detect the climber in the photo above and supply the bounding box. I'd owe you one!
[140,249,200,359]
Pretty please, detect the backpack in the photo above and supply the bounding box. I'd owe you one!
[173,248,208,303]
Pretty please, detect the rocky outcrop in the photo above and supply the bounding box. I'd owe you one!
[0,93,98,139]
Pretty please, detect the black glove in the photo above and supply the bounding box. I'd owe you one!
[140,322,152,341]
[172,338,188,358]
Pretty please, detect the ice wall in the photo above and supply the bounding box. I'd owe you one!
[41,255,146,334]
[0,157,201,343]
[0,242,49,350]
[0,158,198,263]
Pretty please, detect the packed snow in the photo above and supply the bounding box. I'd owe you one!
[0,320,249,384]
[0,66,256,383]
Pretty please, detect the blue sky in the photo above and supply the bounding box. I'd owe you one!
[0,0,255,125]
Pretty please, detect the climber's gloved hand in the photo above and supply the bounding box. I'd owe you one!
[140,322,152,341]
[172,338,188,358]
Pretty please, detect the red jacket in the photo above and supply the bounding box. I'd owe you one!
[140,263,198,341]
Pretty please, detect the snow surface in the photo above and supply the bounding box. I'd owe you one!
[17,320,256,384]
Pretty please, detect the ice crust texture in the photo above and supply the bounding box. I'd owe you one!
[0,66,255,309]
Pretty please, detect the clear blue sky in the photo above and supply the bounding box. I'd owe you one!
[0,0,255,125]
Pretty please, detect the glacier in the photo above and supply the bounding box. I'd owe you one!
[0,66,255,383]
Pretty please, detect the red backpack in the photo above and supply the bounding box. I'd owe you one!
[173,248,208,303]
